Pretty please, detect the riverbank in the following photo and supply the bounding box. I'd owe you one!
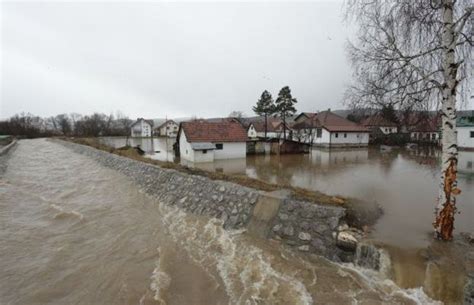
[57,138,371,262]
[65,137,382,228]
[60,137,474,304]
[2,138,445,305]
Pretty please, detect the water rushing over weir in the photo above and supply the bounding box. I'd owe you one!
[0,139,440,304]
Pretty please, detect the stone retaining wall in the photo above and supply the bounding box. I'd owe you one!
[56,139,347,260]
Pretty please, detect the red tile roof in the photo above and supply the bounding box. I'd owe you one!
[293,111,369,132]
[360,115,397,127]
[181,120,248,142]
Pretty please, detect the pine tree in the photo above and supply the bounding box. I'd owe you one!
[275,86,297,140]
[253,90,275,139]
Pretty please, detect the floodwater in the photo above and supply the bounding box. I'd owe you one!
[100,136,175,162]
[100,137,474,248]
[0,139,440,305]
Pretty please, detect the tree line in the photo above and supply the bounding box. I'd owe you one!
[0,112,133,138]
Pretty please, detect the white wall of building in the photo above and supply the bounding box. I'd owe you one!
[131,119,152,137]
[410,132,439,142]
[213,142,246,160]
[179,132,196,162]
[256,131,279,139]
[248,125,258,138]
[179,131,246,162]
[379,126,398,134]
[330,131,369,146]
[458,127,474,149]
[159,121,179,137]
[312,129,331,145]
[458,151,474,173]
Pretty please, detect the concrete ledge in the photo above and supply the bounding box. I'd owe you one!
[0,139,17,156]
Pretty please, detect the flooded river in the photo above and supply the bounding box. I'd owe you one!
[101,137,474,249]
[0,139,441,304]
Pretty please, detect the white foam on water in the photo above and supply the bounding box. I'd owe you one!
[149,247,171,305]
[340,248,442,305]
[158,203,313,305]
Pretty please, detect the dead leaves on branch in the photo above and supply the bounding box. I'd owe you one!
[434,158,461,241]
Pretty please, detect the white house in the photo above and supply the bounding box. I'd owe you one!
[292,111,370,147]
[178,120,248,163]
[360,115,398,135]
[457,114,474,150]
[156,120,179,137]
[408,115,440,144]
[247,123,258,139]
[130,118,153,137]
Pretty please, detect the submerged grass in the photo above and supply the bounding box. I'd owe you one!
[63,137,347,206]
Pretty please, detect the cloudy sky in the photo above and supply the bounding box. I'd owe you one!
[1,1,353,119]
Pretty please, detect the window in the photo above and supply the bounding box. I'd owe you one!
[215,143,223,150]
[316,128,322,138]
[385,128,388,133]
[335,133,339,138]
[202,150,207,154]
[467,161,472,169]
[344,133,347,138]
[470,131,474,138]
[432,133,436,140]
[186,149,188,154]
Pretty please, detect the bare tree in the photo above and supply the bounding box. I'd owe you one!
[345,0,473,240]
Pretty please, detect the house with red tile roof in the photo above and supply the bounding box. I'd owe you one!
[360,114,398,135]
[292,110,369,147]
[177,120,248,162]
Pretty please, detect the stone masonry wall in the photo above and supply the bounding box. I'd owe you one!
[55,139,346,259]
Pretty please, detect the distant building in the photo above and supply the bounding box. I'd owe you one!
[292,110,370,147]
[407,114,440,144]
[457,112,474,150]
[155,120,179,137]
[130,118,153,137]
[360,115,398,135]
[246,123,258,139]
[177,120,248,163]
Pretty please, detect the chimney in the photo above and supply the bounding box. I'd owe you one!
[327,108,331,112]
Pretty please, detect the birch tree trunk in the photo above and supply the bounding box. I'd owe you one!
[434,0,461,240]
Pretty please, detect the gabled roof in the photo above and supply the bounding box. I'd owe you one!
[293,111,368,132]
[180,120,248,143]
[130,118,154,128]
[155,119,178,130]
[360,115,398,127]
[405,113,440,132]
[252,118,287,132]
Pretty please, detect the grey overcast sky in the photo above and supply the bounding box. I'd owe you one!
[1,1,352,119]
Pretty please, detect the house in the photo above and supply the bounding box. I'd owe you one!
[407,114,440,144]
[292,110,370,147]
[253,119,291,139]
[246,123,258,139]
[155,120,179,137]
[457,112,474,150]
[360,115,398,135]
[130,118,153,137]
[177,120,248,163]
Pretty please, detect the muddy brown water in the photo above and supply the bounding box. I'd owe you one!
[0,139,441,304]
[100,137,474,303]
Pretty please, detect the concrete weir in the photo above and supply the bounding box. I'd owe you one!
[55,139,348,260]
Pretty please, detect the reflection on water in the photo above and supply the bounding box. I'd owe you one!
[100,137,473,248]
[100,136,175,162]
[0,139,438,305]
[245,147,474,248]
